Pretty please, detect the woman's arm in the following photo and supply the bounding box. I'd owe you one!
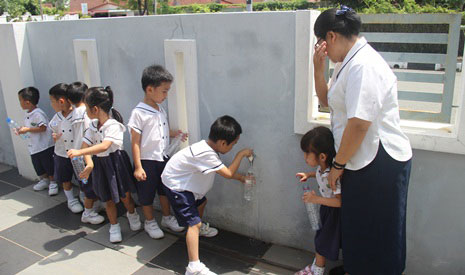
[313,41,329,107]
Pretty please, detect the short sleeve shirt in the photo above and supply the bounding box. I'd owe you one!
[127,102,170,161]
[161,140,225,198]
[49,111,74,158]
[24,108,54,155]
[327,37,412,170]
[315,166,341,198]
[83,119,125,157]
[71,105,91,150]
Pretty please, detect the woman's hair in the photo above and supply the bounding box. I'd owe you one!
[300,126,336,167]
[84,86,123,123]
[314,6,361,39]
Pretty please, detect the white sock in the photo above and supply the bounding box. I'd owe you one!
[49,181,57,186]
[83,208,93,216]
[64,189,75,201]
[110,223,120,230]
[188,260,202,270]
[162,215,171,221]
[312,264,325,275]
[145,218,155,224]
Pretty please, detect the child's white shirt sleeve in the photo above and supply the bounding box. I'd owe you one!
[30,112,47,127]
[127,110,142,135]
[103,124,124,147]
[83,126,94,145]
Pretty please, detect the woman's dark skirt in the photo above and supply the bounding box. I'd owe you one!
[341,144,412,275]
[91,150,136,203]
[315,205,341,261]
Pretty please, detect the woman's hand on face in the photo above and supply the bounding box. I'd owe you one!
[313,41,327,74]
[328,166,343,191]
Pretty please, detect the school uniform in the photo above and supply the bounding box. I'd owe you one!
[25,108,54,177]
[83,118,136,203]
[49,111,75,183]
[128,102,170,206]
[327,37,412,274]
[314,166,341,261]
[161,140,225,227]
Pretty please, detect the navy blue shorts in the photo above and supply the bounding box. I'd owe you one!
[162,184,207,227]
[135,159,167,206]
[53,155,74,183]
[31,146,54,177]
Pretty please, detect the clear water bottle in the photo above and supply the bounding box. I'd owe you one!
[6,118,29,139]
[303,184,321,231]
[163,132,187,158]
[244,164,256,201]
[71,156,88,184]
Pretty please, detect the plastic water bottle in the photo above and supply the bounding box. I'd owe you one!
[71,156,88,184]
[6,118,29,139]
[244,156,256,201]
[303,184,321,231]
[163,132,186,158]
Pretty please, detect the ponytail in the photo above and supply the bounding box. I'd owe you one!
[85,86,124,124]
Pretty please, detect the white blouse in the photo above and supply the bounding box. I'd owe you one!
[327,37,412,170]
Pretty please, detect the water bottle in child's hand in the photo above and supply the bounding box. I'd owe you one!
[163,132,187,158]
[244,166,256,201]
[71,156,88,184]
[6,118,29,139]
[302,183,321,231]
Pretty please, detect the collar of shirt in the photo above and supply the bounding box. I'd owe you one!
[336,37,368,80]
[317,166,330,178]
[71,105,86,125]
[98,118,126,134]
[190,140,218,158]
[135,102,164,115]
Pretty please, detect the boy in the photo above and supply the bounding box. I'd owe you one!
[49,83,83,213]
[161,115,253,275]
[67,82,104,224]
[17,87,56,194]
[128,65,184,239]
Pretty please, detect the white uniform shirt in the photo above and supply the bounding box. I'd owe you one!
[127,102,170,161]
[24,108,54,155]
[315,166,341,198]
[161,140,225,199]
[49,111,75,158]
[327,37,412,171]
[83,119,126,157]
[72,105,91,150]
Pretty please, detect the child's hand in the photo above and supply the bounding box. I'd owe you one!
[79,165,93,180]
[296,172,309,182]
[302,190,319,204]
[239,148,253,159]
[67,149,81,158]
[134,167,147,181]
[52,132,62,142]
[17,127,29,135]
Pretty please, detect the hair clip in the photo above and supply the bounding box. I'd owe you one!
[336,5,353,16]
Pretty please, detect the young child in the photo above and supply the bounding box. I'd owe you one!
[295,126,342,275]
[48,83,83,213]
[67,86,141,243]
[128,65,184,239]
[16,87,56,193]
[161,115,253,275]
[67,82,104,225]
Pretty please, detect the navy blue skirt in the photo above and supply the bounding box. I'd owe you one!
[91,150,136,203]
[341,144,412,275]
[315,205,341,261]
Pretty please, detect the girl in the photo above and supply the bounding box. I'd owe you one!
[67,86,141,243]
[295,126,341,275]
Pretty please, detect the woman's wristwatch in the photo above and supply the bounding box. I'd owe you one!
[332,160,346,170]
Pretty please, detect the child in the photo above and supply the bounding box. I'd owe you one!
[67,82,104,225]
[48,83,83,213]
[128,65,184,239]
[68,86,141,243]
[16,87,56,194]
[161,115,253,275]
[295,126,341,275]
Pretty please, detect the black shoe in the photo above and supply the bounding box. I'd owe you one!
[329,265,345,275]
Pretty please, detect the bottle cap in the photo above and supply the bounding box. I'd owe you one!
[6,117,11,123]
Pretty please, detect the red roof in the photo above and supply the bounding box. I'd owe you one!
[69,0,127,13]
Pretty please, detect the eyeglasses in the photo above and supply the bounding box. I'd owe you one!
[314,38,325,49]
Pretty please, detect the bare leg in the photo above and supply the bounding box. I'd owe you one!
[62,181,72,191]
[197,198,207,218]
[315,252,326,267]
[186,223,201,261]
[105,200,118,224]
[159,195,171,217]
[84,197,95,209]
[142,205,154,221]
[120,192,135,214]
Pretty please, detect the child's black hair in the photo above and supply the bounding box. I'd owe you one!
[208,115,242,145]
[314,7,361,40]
[67,82,88,105]
[84,86,123,124]
[300,126,336,168]
[141,64,173,92]
[18,87,40,105]
[49,83,69,100]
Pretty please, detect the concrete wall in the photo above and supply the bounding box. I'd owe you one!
[0,82,17,166]
[0,12,464,274]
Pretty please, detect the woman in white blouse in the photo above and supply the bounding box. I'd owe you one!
[312,6,413,275]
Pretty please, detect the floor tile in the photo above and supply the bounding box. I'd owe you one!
[117,230,178,261]
[132,263,177,275]
[0,180,19,196]
[0,220,82,257]
[150,240,255,274]
[0,237,44,274]
[0,164,12,174]
[249,262,294,275]
[0,168,35,188]
[199,228,271,259]
[30,202,107,235]
[18,238,144,275]
[262,244,314,270]
[84,216,142,249]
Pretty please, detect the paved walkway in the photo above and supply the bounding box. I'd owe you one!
[0,164,341,275]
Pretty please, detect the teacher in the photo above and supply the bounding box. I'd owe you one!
[312,7,413,275]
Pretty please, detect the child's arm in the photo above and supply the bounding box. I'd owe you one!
[17,125,47,134]
[295,171,316,182]
[79,143,94,180]
[216,148,253,181]
[302,191,341,208]
[131,129,147,181]
[67,140,113,158]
